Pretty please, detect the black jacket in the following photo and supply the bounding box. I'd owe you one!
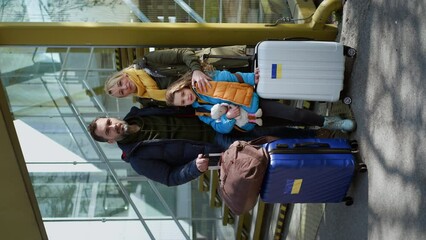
[117,106,223,186]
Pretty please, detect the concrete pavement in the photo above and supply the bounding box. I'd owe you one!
[318,0,426,239]
[283,1,425,239]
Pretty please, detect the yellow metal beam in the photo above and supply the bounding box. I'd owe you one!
[0,22,338,47]
[0,0,344,46]
[310,0,343,30]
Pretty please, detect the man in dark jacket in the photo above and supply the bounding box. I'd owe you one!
[118,139,222,186]
[88,106,317,186]
[88,106,225,186]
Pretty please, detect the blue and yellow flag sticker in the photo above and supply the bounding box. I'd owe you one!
[271,64,282,79]
[284,179,303,194]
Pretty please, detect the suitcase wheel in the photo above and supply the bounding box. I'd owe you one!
[344,46,357,58]
[357,162,368,173]
[343,196,354,206]
[350,140,359,153]
[343,96,352,105]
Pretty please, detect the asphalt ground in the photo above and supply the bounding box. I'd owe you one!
[315,0,426,239]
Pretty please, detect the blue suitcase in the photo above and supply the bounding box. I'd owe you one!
[260,138,361,205]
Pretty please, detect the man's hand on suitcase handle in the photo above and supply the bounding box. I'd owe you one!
[196,154,209,172]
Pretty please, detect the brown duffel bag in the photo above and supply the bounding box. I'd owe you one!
[209,136,277,215]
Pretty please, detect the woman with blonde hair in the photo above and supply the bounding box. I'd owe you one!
[104,48,212,106]
[105,66,170,100]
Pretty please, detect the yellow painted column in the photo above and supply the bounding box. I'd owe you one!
[0,22,338,47]
[0,0,343,46]
[310,0,343,30]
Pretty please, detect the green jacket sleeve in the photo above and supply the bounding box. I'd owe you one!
[144,48,202,72]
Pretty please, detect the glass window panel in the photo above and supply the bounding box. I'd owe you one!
[190,180,224,218]
[95,141,124,160]
[65,82,99,109]
[191,219,234,240]
[0,0,292,24]
[0,47,38,74]
[14,117,88,163]
[43,82,75,115]
[4,79,59,113]
[86,71,112,90]
[30,168,136,218]
[124,181,177,218]
[4,84,67,117]
[72,132,99,160]
[190,180,236,239]
[146,220,189,240]
[92,48,116,69]
[11,106,63,117]
[83,71,112,112]
[43,1,135,22]
[62,71,82,84]
[45,221,150,240]
[60,49,91,69]
[18,117,68,134]
[103,96,139,115]
[44,132,86,157]
[58,48,115,70]
[32,48,61,73]
[1,1,28,22]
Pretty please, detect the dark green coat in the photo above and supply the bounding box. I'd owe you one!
[133,48,201,90]
[132,48,201,107]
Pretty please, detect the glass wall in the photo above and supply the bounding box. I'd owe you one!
[0,0,291,23]
[0,1,292,239]
[1,45,237,239]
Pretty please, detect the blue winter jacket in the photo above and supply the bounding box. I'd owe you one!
[192,70,259,133]
[117,106,224,186]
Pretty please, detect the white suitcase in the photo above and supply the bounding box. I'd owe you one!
[255,41,346,102]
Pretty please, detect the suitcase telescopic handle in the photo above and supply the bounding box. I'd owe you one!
[204,153,222,170]
[271,142,351,154]
[293,142,331,148]
[276,143,331,149]
[204,153,222,157]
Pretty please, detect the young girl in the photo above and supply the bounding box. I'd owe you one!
[166,69,357,134]
[165,69,262,133]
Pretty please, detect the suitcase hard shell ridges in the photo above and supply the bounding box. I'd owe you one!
[255,41,345,102]
[260,138,355,203]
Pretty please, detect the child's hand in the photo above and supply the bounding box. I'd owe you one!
[192,70,212,92]
[226,105,241,119]
[255,68,260,84]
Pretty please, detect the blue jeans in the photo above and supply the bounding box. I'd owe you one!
[214,126,315,149]
[259,99,324,126]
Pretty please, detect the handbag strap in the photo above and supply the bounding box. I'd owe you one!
[248,136,279,145]
[207,136,278,170]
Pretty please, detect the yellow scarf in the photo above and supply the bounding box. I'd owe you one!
[123,68,167,101]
